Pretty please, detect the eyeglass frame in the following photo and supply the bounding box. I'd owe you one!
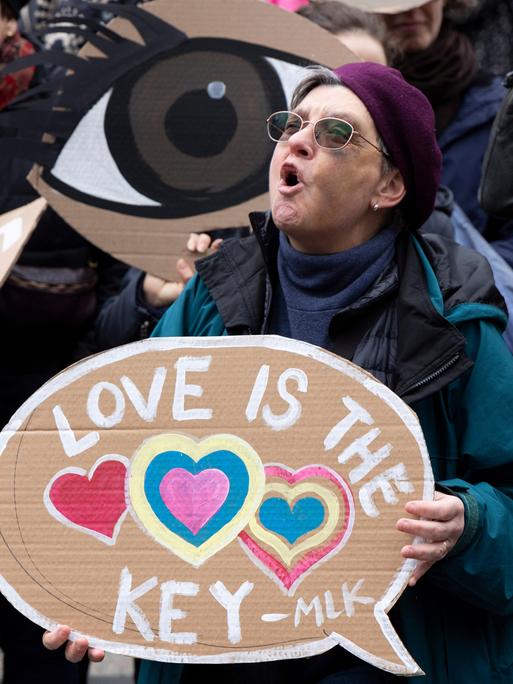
[266,110,390,158]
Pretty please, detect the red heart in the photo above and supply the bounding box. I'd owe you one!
[48,459,128,540]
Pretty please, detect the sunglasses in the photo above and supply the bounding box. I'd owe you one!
[266,110,388,157]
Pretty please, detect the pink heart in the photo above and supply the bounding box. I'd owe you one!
[48,459,127,539]
[239,465,354,595]
[160,468,229,535]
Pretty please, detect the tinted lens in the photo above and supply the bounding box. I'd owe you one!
[314,118,353,149]
[267,111,302,142]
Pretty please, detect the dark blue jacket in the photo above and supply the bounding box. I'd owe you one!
[438,77,505,235]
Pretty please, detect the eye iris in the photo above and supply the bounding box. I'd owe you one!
[97,38,301,217]
[164,90,237,158]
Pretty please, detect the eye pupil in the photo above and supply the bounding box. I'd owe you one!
[164,90,238,159]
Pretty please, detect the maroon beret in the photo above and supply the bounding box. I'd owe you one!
[334,62,442,229]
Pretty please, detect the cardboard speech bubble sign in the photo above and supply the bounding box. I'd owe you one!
[3,0,353,282]
[0,336,432,674]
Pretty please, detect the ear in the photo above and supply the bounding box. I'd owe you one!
[372,168,406,210]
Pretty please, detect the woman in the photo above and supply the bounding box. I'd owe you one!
[381,0,512,262]
[44,63,513,683]
[0,0,34,110]
[297,1,389,65]
[455,0,513,78]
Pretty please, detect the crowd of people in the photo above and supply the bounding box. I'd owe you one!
[1,0,513,683]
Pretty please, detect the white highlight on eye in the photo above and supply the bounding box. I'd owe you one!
[265,58,310,108]
[207,81,226,99]
[50,89,160,207]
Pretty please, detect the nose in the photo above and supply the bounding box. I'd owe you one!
[287,121,315,158]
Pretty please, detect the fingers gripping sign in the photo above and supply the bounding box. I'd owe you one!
[397,492,465,586]
[43,625,105,664]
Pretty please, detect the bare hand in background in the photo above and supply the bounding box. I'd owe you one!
[142,233,224,308]
[186,232,223,254]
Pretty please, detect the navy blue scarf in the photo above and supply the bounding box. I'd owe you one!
[269,226,398,351]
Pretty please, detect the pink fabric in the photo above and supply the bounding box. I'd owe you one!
[264,0,309,12]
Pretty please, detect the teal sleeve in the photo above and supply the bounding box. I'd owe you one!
[427,319,513,615]
[152,273,226,339]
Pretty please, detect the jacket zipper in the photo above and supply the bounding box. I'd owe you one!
[403,353,461,394]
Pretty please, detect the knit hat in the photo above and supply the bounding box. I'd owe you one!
[334,62,442,229]
[3,0,29,19]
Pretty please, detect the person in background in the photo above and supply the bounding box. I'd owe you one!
[298,0,389,65]
[82,231,239,354]
[45,62,513,684]
[451,0,513,78]
[0,0,59,210]
[0,0,34,109]
[18,0,149,53]
[380,0,513,268]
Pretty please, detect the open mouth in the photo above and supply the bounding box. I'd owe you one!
[286,172,299,187]
[281,165,301,187]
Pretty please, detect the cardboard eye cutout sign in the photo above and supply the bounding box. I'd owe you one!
[0,336,432,675]
[0,0,355,281]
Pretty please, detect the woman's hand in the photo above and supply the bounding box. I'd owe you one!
[396,491,465,586]
[42,625,105,663]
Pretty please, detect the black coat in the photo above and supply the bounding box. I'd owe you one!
[0,208,127,425]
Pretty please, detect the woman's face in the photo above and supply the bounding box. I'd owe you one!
[268,84,400,254]
[383,0,446,53]
[336,30,388,66]
[0,11,16,45]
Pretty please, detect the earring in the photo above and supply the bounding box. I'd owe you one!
[372,202,379,212]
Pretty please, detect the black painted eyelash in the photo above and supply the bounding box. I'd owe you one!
[0,2,188,165]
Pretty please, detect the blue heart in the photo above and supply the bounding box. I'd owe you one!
[144,450,249,547]
[259,497,325,544]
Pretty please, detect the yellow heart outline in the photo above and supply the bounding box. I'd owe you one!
[129,433,265,567]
